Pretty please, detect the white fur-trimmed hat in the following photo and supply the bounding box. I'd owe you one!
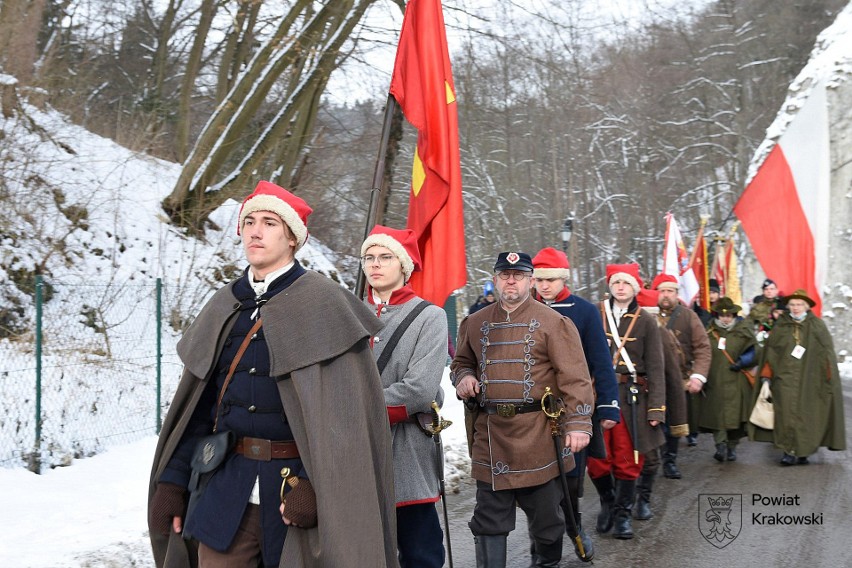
[360,225,422,281]
[532,247,570,279]
[606,263,642,294]
[237,181,312,250]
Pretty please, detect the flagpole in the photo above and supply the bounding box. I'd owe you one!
[355,93,400,299]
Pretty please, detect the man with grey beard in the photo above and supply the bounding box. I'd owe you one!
[452,252,594,568]
[652,274,711,479]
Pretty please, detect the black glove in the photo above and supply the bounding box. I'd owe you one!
[729,362,742,372]
[282,478,318,528]
[149,482,187,536]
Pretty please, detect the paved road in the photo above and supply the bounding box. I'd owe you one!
[441,385,852,567]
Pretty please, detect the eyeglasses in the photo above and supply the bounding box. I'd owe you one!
[361,254,396,267]
[496,270,531,280]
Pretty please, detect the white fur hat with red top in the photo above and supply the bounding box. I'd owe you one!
[532,247,570,279]
[237,181,313,250]
[360,225,422,281]
[606,263,643,294]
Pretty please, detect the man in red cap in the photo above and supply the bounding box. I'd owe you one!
[525,247,620,562]
[651,273,710,478]
[587,263,665,540]
[361,225,448,567]
[626,274,710,523]
[452,251,594,567]
[148,181,397,567]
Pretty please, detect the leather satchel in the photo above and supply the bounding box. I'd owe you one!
[749,380,774,430]
[183,318,263,540]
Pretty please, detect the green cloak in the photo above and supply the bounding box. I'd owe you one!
[699,319,758,432]
[748,312,846,456]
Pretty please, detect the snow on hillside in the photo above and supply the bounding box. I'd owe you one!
[0,97,351,469]
[0,95,472,566]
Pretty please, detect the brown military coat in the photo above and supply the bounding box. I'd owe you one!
[452,296,594,491]
[658,304,712,432]
[599,298,666,453]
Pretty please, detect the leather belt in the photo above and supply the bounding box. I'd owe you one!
[617,374,648,389]
[483,403,542,417]
[234,437,299,461]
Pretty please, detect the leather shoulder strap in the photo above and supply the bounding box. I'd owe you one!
[214,317,263,432]
[666,305,682,330]
[376,300,432,375]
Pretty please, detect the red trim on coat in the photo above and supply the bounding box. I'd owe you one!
[396,495,441,508]
[387,405,410,425]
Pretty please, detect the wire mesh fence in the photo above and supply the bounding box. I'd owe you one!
[0,276,182,473]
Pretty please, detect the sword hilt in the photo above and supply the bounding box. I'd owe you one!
[424,400,452,436]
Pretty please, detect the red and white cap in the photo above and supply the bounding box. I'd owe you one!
[360,225,422,281]
[532,247,570,279]
[606,263,642,294]
[652,273,679,291]
[237,181,312,250]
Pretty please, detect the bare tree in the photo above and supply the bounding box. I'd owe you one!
[162,0,380,231]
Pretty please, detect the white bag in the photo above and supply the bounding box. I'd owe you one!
[749,380,774,430]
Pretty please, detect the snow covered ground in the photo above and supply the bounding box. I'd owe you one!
[0,369,470,568]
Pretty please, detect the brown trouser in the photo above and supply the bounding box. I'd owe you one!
[198,504,264,568]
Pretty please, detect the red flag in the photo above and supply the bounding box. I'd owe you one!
[390,0,466,308]
[734,82,829,315]
[689,223,709,310]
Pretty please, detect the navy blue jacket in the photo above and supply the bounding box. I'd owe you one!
[160,263,307,567]
[540,289,621,423]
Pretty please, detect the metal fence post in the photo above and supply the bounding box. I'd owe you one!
[34,274,43,473]
[156,277,162,434]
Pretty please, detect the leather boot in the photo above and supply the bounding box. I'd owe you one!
[566,512,595,562]
[726,443,737,461]
[590,474,616,534]
[633,472,654,520]
[662,436,682,479]
[532,538,563,568]
[714,443,726,462]
[612,478,636,540]
[475,535,507,568]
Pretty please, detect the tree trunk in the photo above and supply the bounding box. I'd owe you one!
[0,0,47,84]
[163,0,376,230]
[175,0,219,161]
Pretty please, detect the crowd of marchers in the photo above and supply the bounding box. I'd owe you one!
[456,249,846,567]
[144,179,846,568]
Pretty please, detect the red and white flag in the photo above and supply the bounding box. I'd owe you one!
[734,81,830,315]
[663,213,700,306]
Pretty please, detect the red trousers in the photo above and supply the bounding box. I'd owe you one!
[587,415,644,480]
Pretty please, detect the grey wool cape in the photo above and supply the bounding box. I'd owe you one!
[148,271,399,568]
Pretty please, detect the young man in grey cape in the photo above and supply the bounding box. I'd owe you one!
[147,181,398,567]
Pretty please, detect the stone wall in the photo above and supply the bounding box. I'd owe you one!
[824,78,852,357]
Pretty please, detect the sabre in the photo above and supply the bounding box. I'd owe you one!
[628,374,640,464]
[541,387,592,563]
[425,400,454,568]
